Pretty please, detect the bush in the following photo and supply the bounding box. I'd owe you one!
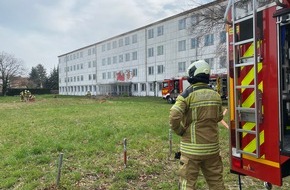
[7,88,51,96]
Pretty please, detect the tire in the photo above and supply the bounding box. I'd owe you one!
[264,182,272,190]
[167,97,175,104]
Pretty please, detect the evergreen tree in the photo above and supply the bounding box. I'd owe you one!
[29,67,38,88]
[45,67,59,90]
[29,64,47,88]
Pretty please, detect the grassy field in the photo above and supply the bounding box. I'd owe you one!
[0,95,289,190]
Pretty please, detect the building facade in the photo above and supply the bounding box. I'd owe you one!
[58,0,227,97]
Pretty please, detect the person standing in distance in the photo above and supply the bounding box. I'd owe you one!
[169,60,225,190]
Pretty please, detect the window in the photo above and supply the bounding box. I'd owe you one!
[113,41,117,48]
[102,72,106,79]
[191,15,199,25]
[119,39,123,47]
[125,53,130,61]
[157,26,164,36]
[148,66,154,75]
[81,75,84,81]
[204,58,214,68]
[133,68,138,76]
[220,31,226,43]
[219,56,227,68]
[125,36,130,45]
[191,38,199,49]
[102,44,106,52]
[107,72,112,79]
[132,51,137,60]
[113,56,117,64]
[178,18,186,30]
[89,74,92,80]
[157,65,164,74]
[178,40,186,51]
[93,61,96,67]
[149,83,154,92]
[102,58,106,66]
[148,47,154,57]
[205,34,214,46]
[148,29,154,39]
[119,55,123,63]
[133,84,138,92]
[88,61,91,68]
[107,43,111,50]
[157,45,164,56]
[107,57,111,65]
[178,62,186,72]
[141,83,146,91]
[132,34,137,43]
[158,82,162,91]
[93,74,96,80]
[88,49,91,55]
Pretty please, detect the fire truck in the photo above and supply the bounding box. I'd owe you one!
[162,75,227,103]
[162,77,189,104]
[210,73,228,100]
[225,0,290,188]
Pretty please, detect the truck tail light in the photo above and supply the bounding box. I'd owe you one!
[232,157,242,168]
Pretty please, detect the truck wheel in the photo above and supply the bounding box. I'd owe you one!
[167,97,174,104]
[264,182,272,190]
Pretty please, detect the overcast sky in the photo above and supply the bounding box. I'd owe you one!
[0,0,205,75]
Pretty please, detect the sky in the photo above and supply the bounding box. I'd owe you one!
[0,0,205,75]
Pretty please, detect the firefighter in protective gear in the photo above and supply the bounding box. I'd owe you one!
[169,60,225,190]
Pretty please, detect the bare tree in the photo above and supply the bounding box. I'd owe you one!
[186,0,228,68]
[188,0,227,36]
[0,51,25,96]
[187,0,275,54]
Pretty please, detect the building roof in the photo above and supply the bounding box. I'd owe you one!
[58,0,226,57]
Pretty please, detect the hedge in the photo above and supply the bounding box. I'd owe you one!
[6,88,52,96]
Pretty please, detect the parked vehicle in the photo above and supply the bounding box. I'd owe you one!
[162,74,227,104]
[225,0,290,188]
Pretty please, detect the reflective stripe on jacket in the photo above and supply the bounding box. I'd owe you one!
[169,83,223,156]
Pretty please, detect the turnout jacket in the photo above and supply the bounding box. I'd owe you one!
[169,82,223,157]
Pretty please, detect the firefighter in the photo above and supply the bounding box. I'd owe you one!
[169,60,225,190]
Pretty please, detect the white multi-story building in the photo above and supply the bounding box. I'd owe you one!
[58,0,227,97]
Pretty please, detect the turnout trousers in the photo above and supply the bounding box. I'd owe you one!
[178,153,225,190]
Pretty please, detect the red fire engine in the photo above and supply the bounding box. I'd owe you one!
[210,73,228,100]
[162,77,189,104]
[225,0,290,188]
[162,75,227,103]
